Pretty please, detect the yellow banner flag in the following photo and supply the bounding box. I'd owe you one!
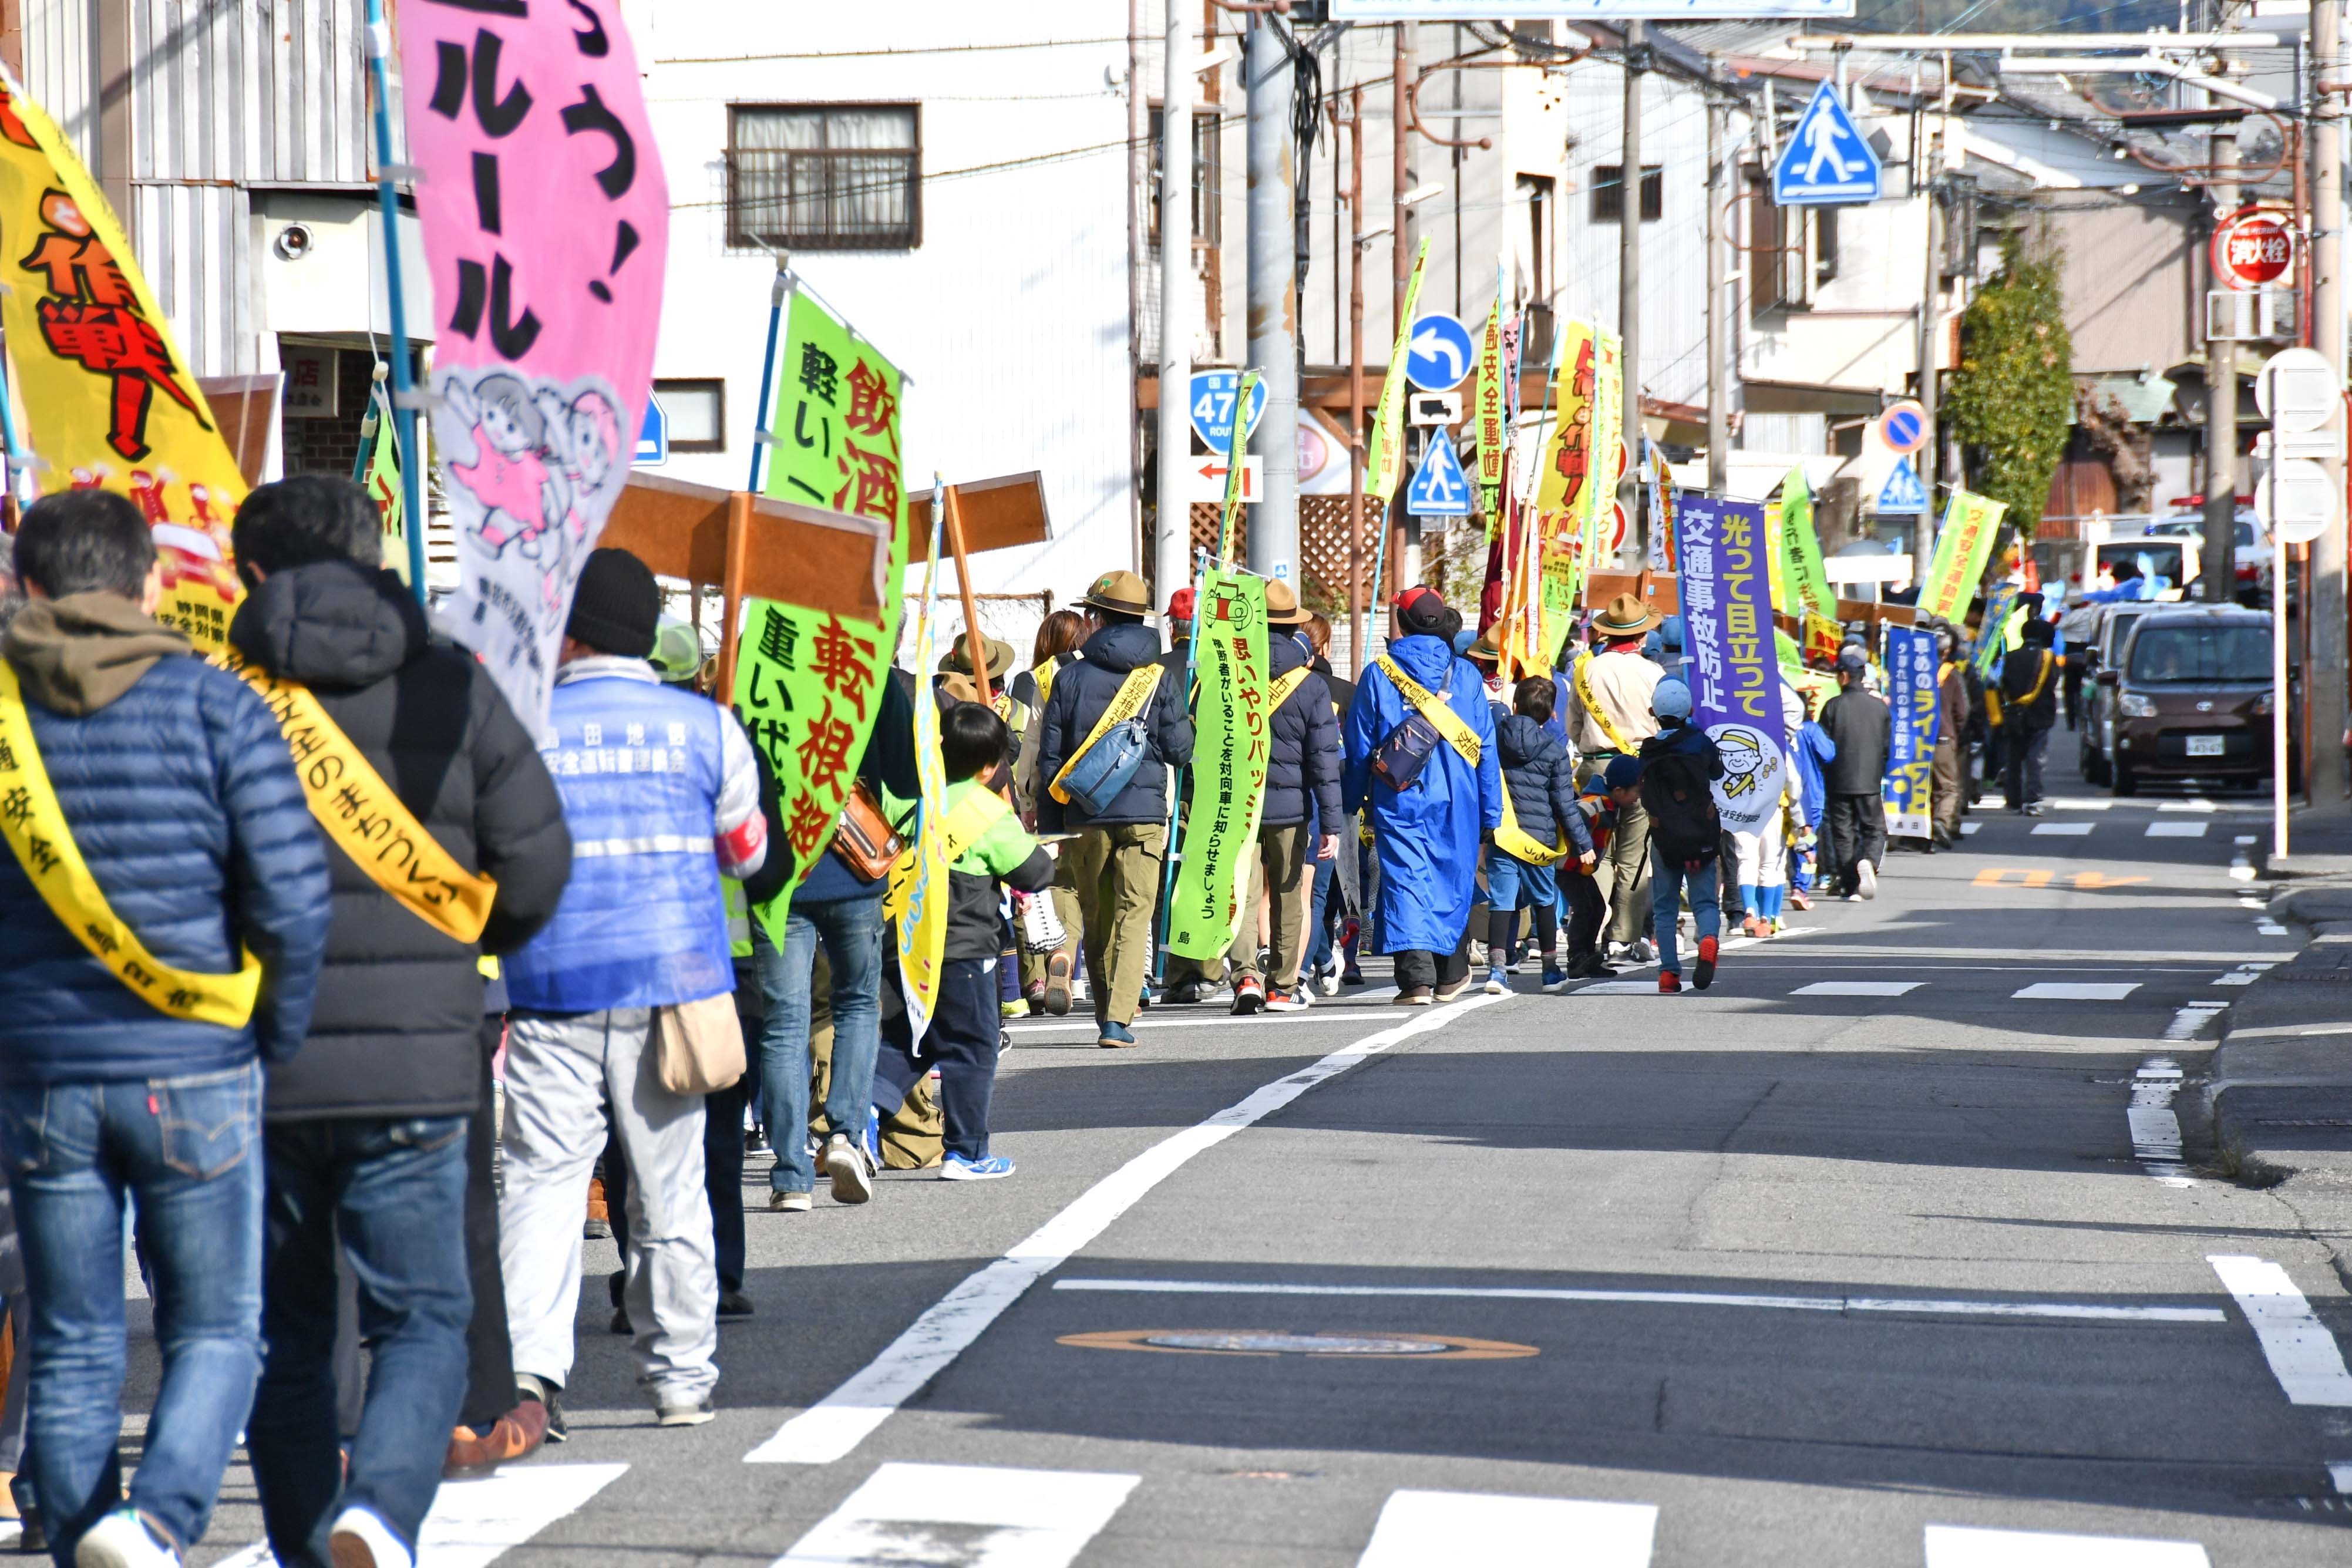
[0,75,247,647]
[1367,238,1429,500]
[885,488,954,1039]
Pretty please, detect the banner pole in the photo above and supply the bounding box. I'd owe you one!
[1152,546,1212,985]
[943,483,991,706]
[746,263,788,493]
[363,0,426,608]
[0,326,32,527]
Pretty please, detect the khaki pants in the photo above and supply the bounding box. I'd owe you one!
[1228,822,1311,990]
[1062,822,1168,1025]
[1931,735,1963,842]
[1015,883,1083,997]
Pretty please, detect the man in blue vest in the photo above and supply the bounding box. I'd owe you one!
[498,549,768,1432]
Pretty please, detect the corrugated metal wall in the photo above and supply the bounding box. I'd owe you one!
[133,181,257,375]
[131,0,368,186]
[22,0,100,166]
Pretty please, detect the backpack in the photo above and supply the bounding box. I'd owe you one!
[1641,741,1720,866]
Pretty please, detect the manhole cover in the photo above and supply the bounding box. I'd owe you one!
[1147,1333,1446,1354]
[1056,1328,1538,1360]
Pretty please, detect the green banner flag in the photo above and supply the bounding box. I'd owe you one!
[1219,369,1257,565]
[1165,568,1271,961]
[1918,487,2007,626]
[734,284,909,942]
[1779,466,1837,618]
[359,387,408,584]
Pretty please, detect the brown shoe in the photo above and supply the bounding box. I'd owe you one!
[1393,985,1434,1006]
[1431,976,1474,1003]
[443,1400,549,1477]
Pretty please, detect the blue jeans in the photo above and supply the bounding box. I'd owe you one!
[1650,844,1722,977]
[753,892,885,1194]
[1305,853,1337,971]
[0,1063,264,1562]
[248,1115,472,1566]
[1485,849,1562,916]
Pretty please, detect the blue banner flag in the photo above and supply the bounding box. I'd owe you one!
[1970,582,2017,682]
[1883,624,1941,839]
[1675,493,1787,835]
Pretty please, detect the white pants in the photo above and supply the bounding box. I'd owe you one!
[499,1007,717,1407]
[1729,814,1787,891]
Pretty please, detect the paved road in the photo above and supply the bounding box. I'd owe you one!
[180,737,2352,1566]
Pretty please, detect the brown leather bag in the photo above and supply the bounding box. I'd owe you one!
[828,778,904,881]
[652,994,745,1096]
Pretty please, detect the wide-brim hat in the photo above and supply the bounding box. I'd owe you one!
[1465,627,1504,663]
[941,631,1015,679]
[1264,579,1310,625]
[1593,591,1663,638]
[1082,569,1153,617]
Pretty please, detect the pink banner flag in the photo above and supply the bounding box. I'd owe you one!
[399,0,668,728]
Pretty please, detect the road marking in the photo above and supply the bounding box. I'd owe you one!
[2213,962,2279,987]
[2030,822,2095,836]
[2208,1255,2352,1405]
[2160,1004,2227,1044]
[2145,821,2206,838]
[1923,1523,2209,1567]
[1051,1278,2227,1324]
[2014,982,2139,1000]
[773,1462,1137,1568]
[2160,799,2220,813]
[2258,921,2290,936]
[1576,980,1669,995]
[211,1464,629,1568]
[1009,1012,1379,1037]
[2129,1055,2196,1187]
[2236,837,2259,847]
[743,995,1508,1465]
[1791,980,1923,997]
[1976,869,2054,887]
[1960,821,1981,835]
[1357,1490,1656,1567]
[2048,800,2117,810]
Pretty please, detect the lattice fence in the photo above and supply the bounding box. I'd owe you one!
[1187,496,1388,617]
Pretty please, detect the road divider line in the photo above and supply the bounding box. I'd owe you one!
[2208,1255,2352,1406]
[772,1462,1138,1568]
[2128,1055,2197,1187]
[210,1463,629,1568]
[1357,1490,1656,1567]
[1923,1523,2209,1567]
[2159,1006,2226,1045]
[1050,1278,2227,1324]
[743,995,1508,1466]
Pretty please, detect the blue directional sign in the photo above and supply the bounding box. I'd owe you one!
[633,393,667,467]
[1406,313,1476,392]
[1877,456,1929,516]
[1773,82,1881,207]
[1188,370,1267,453]
[1407,435,1473,517]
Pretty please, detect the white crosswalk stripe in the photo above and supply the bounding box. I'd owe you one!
[210,1463,630,1568]
[1357,1490,1656,1567]
[1923,1523,2209,1567]
[2014,982,2140,1000]
[773,1462,1138,1567]
[1791,980,1923,997]
[2030,822,2095,836]
[2145,821,2206,838]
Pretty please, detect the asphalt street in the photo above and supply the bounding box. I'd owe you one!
[174,730,2352,1567]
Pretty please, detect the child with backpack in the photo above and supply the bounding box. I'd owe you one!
[1559,755,1646,979]
[1485,678,1596,994]
[871,704,1058,1179]
[1637,680,1727,994]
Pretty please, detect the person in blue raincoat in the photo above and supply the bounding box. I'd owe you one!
[1341,587,1503,1005]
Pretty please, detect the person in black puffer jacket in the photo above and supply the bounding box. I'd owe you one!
[224,477,572,1568]
[0,490,331,1568]
[1484,677,1595,994]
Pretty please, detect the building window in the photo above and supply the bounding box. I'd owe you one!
[1591,164,1662,223]
[1148,106,1222,251]
[727,105,920,251]
[655,379,724,454]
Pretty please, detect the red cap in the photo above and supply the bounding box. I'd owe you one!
[1167,587,1197,622]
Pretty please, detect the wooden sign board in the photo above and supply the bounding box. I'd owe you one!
[196,374,280,488]
[602,471,888,618]
[1836,597,1917,629]
[1579,570,1680,617]
[901,470,1052,557]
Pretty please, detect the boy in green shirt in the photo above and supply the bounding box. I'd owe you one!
[873,702,1056,1179]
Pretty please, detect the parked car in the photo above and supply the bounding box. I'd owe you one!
[2076,600,2165,786]
[2139,511,2272,603]
[2098,605,2286,795]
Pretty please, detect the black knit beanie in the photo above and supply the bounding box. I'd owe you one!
[566,547,661,658]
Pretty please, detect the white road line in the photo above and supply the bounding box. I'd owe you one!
[772,1462,1137,1568]
[2014,981,2140,1000]
[2159,1004,2226,1044]
[1576,980,1667,995]
[2030,822,2095,836]
[1960,821,1981,835]
[2048,800,2118,810]
[2145,821,2207,839]
[1923,1523,2209,1567]
[1049,1278,2227,1324]
[743,995,1508,1465]
[2208,1255,2352,1405]
[1791,980,1923,997]
[2129,1055,2196,1187]
[2331,1460,2352,1494]
[1008,1012,1379,1036]
[210,1464,629,1568]
[2258,921,2290,937]
[1357,1490,1656,1567]
[2236,837,2259,848]
[2160,799,2220,813]
[2212,962,2279,987]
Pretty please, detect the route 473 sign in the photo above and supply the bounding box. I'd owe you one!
[2212,209,2294,291]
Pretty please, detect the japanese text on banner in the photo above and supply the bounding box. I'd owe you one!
[1675,492,1787,835]
[1883,624,1940,839]
[1165,570,1271,960]
[1918,488,2008,626]
[885,507,951,1039]
[1535,320,1597,662]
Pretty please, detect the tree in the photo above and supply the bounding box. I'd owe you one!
[1946,237,2074,537]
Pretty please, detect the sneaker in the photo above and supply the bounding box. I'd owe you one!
[1042,953,1074,1016]
[1856,860,1877,900]
[1628,938,1657,964]
[1741,916,1764,939]
[1564,951,1614,980]
[1231,976,1267,1014]
[1394,985,1434,1006]
[999,997,1025,1019]
[443,1399,548,1478]
[1542,965,1568,992]
[941,1152,1017,1180]
[1431,975,1475,1003]
[1694,935,1719,991]
[1467,940,1489,967]
[73,1508,178,1568]
[1266,985,1312,1012]
[1341,967,1367,986]
[2024,801,2047,817]
[823,1132,874,1206]
[581,1214,611,1241]
[515,1379,568,1444]
[1097,1021,1139,1048]
[1318,965,1341,997]
[326,1505,410,1568]
[768,1189,812,1213]
[1845,891,1866,903]
[718,1290,755,1320]
[744,1126,769,1155]
[1658,971,1682,994]
[1483,967,1509,995]
[1788,890,1813,911]
[656,1399,716,1428]
[1163,978,1205,1004]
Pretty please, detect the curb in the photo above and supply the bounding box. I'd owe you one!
[2208,887,2352,1193]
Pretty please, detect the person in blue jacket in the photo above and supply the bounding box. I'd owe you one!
[1341,587,1502,1005]
[1787,683,1837,908]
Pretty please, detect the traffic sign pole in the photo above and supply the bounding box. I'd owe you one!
[2205,123,2240,604]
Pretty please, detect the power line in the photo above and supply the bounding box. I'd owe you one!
[658,36,1131,66]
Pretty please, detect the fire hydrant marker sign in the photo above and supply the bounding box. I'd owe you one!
[399,0,668,729]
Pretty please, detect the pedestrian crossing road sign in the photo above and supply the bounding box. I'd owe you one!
[1877,457,1929,516]
[1774,82,1881,207]
[1407,436,1472,517]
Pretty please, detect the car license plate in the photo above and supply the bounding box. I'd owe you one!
[2186,735,2225,758]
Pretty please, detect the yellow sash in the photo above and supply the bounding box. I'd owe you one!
[1569,654,1633,755]
[938,786,1013,869]
[1375,656,1482,768]
[1268,666,1312,712]
[1048,664,1164,805]
[1987,650,2054,727]
[0,662,262,1026]
[1493,785,1569,868]
[216,651,497,944]
[1032,655,1062,708]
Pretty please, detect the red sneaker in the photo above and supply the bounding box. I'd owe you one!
[1694,936,1720,991]
[1658,971,1682,994]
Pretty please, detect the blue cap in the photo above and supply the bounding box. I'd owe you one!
[1603,755,1645,792]
[1651,678,1694,720]
[1451,628,1479,655]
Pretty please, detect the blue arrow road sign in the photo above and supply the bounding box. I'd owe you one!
[1188,370,1267,453]
[1877,457,1928,516]
[633,394,668,467]
[1774,82,1881,206]
[1406,313,1475,392]
[1407,436,1473,517]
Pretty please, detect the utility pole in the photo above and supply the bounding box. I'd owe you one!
[1153,0,1196,606]
[1917,118,1943,577]
[1392,21,1416,599]
[2206,119,2242,604]
[1706,82,1728,499]
[1246,15,1300,588]
[1621,21,1647,562]
[1126,0,1148,573]
[2310,0,2347,809]
[1346,86,1368,671]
